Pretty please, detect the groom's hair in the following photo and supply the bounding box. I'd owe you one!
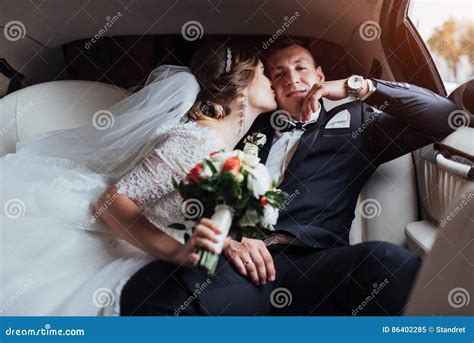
[262,37,319,68]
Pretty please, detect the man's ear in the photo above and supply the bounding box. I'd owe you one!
[316,66,325,83]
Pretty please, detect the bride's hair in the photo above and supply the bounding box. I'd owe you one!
[187,42,259,120]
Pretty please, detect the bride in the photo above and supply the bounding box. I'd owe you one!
[0,42,277,315]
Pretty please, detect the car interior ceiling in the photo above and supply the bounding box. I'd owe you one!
[0,0,392,95]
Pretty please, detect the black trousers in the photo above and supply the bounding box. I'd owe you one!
[120,241,421,316]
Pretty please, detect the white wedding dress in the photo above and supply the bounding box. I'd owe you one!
[0,67,223,316]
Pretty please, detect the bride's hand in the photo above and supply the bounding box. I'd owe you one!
[169,218,222,268]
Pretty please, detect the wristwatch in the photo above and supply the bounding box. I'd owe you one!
[345,75,365,100]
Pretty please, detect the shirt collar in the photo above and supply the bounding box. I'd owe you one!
[274,105,322,138]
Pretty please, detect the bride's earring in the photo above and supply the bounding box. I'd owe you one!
[240,96,248,135]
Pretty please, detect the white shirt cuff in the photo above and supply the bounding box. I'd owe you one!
[361,79,376,101]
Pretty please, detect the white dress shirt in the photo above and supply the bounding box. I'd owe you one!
[265,107,322,182]
[263,108,321,247]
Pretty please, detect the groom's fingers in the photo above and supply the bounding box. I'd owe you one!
[301,82,323,121]
[246,264,259,285]
[259,246,276,282]
[223,240,249,278]
[231,257,248,277]
[249,250,267,285]
[243,254,260,285]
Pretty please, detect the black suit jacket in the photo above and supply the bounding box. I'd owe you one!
[237,80,457,248]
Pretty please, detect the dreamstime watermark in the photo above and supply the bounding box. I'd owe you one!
[448,110,470,130]
[85,192,120,227]
[448,287,470,308]
[270,287,293,308]
[181,198,204,220]
[359,21,382,42]
[3,20,26,41]
[352,278,390,316]
[436,25,463,51]
[270,109,292,131]
[262,11,300,50]
[92,287,115,308]
[174,279,212,316]
[439,193,474,228]
[3,198,26,219]
[359,198,382,219]
[0,101,34,136]
[5,324,85,337]
[352,114,377,139]
[92,109,115,130]
[0,278,34,313]
[282,189,300,209]
[351,101,389,139]
[181,20,204,41]
[84,11,123,50]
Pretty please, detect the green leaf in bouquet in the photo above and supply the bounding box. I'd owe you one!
[238,208,260,227]
[203,159,218,174]
[234,198,249,210]
[200,183,217,192]
[265,190,287,209]
[167,223,188,231]
[172,176,179,189]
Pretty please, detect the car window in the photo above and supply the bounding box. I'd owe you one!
[409,0,473,94]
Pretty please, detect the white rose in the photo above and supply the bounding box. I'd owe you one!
[260,205,278,229]
[241,153,261,168]
[247,164,272,199]
[199,163,213,179]
[243,142,259,156]
[255,133,267,146]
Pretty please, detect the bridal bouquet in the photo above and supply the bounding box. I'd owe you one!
[169,133,286,275]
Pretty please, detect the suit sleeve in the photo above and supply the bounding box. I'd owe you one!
[362,79,458,165]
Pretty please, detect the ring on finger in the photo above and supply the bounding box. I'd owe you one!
[244,259,253,266]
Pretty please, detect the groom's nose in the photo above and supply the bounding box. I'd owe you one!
[287,70,300,87]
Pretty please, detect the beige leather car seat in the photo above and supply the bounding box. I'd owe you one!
[1,81,129,156]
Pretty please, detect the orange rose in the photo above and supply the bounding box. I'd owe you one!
[221,156,241,175]
[260,196,269,207]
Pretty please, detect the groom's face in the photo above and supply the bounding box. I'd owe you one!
[266,45,324,119]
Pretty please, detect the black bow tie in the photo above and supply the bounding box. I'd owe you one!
[278,120,318,133]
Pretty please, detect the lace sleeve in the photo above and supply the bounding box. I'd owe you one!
[114,124,221,208]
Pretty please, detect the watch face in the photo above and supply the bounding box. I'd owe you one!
[348,75,364,89]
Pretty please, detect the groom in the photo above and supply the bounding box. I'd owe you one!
[227,39,458,315]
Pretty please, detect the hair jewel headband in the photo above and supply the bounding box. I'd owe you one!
[225,47,232,73]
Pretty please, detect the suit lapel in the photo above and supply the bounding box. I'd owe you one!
[281,100,360,188]
[236,112,275,164]
[283,101,328,179]
[257,124,275,164]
